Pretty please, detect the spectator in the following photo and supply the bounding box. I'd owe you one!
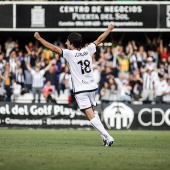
[5,37,14,57]
[9,50,17,73]
[109,77,118,101]
[100,82,111,104]
[137,45,147,64]
[12,41,20,55]
[1,34,170,104]
[154,74,167,104]
[0,52,6,74]
[160,39,169,62]
[119,79,132,103]
[1,64,14,102]
[18,50,24,62]
[42,81,56,103]
[54,53,63,96]
[26,59,56,103]
[42,48,54,64]
[44,63,57,92]
[0,77,5,101]
[12,80,22,102]
[162,78,170,103]
[140,68,155,103]
[132,72,143,101]
[130,49,142,74]
[145,57,156,71]
[59,65,69,95]
[24,68,32,93]
[118,52,130,79]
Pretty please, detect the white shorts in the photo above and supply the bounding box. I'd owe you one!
[74,91,97,110]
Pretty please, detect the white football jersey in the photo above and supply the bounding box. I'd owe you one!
[62,43,98,94]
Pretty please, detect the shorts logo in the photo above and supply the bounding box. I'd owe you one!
[103,102,134,130]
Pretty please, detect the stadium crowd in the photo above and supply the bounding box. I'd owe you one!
[0,33,170,104]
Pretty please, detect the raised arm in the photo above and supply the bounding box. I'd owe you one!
[34,32,62,55]
[26,63,32,72]
[94,24,114,46]
[44,59,56,72]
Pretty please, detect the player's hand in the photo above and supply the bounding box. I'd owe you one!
[34,32,41,40]
[108,24,114,31]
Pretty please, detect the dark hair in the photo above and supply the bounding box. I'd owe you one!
[68,32,82,48]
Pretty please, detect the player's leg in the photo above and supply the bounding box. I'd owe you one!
[92,105,108,145]
[89,91,114,146]
[75,92,114,146]
[82,107,114,146]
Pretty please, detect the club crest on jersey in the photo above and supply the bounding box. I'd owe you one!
[75,51,88,57]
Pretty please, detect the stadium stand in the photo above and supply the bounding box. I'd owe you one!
[0,31,170,105]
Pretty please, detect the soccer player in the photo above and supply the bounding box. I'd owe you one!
[34,24,114,146]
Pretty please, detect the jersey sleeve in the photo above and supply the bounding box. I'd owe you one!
[87,43,96,56]
[62,49,71,62]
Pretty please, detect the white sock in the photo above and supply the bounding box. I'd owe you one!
[94,114,106,140]
[90,117,110,138]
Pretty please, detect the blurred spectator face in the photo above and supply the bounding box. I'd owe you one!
[0,53,3,60]
[106,47,111,53]
[120,52,125,58]
[46,81,51,86]
[161,57,167,63]
[119,45,123,53]
[104,52,109,60]
[167,79,170,85]
[139,45,144,52]
[167,56,170,63]
[147,69,152,75]
[163,47,168,53]
[109,78,115,85]
[18,50,23,57]
[55,53,60,61]
[147,57,153,64]
[30,50,36,56]
[148,50,154,57]
[41,52,45,59]
[159,62,165,69]
[133,50,138,55]
[28,42,33,49]
[103,82,109,89]
[5,64,10,71]
[10,51,17,58]
[105,66,111,73]
[14,42,19,48]
[164,73,168,80]
[129,74,135,80]
[108,61,113,68]
[152,38,156,44]
[35,66,40,72]
[49,65,54,72]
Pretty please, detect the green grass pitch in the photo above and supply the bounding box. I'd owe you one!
[0,130,170,170]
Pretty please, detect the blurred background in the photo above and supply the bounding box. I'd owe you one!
[0,0,170,107]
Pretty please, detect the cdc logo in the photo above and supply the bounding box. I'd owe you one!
[103,102,134,130]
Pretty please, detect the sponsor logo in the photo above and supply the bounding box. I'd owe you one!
[31,6,45,27]
[103,102,134,129]
[138,108,170,126]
